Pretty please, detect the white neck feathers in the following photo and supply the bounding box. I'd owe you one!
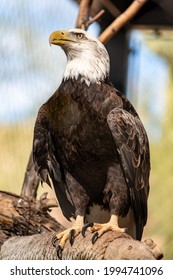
[63,40,110,86]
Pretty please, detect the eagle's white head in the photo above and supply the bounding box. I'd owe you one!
[49,28,110,86]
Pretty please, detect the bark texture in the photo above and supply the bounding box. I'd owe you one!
[0,231,162,260]
[0,191,163,260]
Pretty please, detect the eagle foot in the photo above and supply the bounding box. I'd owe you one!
[52,215,85,258]
[81,216,126,244]
[91,223,126,243]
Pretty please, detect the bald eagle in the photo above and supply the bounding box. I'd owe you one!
[33,28,150,258]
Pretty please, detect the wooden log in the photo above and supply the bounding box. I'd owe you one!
[0,190,63,248]
[0,231,160,260]
[0,191,163,260]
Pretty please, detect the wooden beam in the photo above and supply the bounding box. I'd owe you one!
[100,0,121,18]
[99,0,149,44]
[75,0,93,29]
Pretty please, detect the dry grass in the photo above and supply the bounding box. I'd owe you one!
[0,121,34,195]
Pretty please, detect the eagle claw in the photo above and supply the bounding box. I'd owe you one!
[92,232,99,244]
[82,222,94,237]
[51,234,58,247]
[57,245,63,260]
[69,229,75,245]
[52,235,63,259]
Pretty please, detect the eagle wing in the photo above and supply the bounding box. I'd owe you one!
[33,104,75,220]
[107,108,150,240]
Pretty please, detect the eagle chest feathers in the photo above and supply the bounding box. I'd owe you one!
[47,80,120,193]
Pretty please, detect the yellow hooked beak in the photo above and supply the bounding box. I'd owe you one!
[49,30,75,46]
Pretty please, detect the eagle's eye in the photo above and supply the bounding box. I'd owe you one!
[76,33,84,39]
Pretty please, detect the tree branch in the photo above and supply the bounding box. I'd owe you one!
[0,231,162,260]
[76,0,105,30]
[84,9,105,29]
[99,0,149,44]
[0,190,63,248]
[21,152,40,198]
[100,0,121,18]
[36,192,58,211]
[75,0,93,29]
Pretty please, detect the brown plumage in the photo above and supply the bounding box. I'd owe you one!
[33,29,150,256]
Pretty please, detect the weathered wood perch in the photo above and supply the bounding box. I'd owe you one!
[0,191,63,247]
[0,232,161,260]
[0,191,163,260]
